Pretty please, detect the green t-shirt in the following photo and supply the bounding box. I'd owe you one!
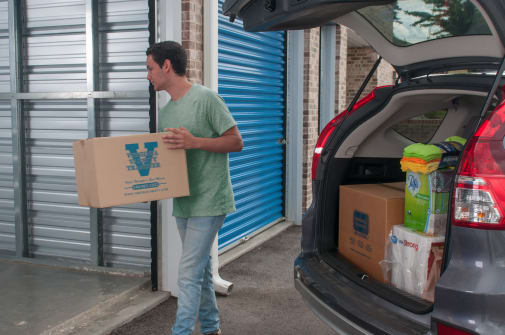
[158,84,237,218]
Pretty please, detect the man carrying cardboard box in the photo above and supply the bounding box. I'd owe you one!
[146,41,243,335]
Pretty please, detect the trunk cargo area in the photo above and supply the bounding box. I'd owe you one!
[319,85,495,314]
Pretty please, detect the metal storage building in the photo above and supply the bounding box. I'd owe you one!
[0,1,299,286]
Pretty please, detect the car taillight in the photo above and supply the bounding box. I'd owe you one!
[311,86,392,180]
[311,115,341,180]
[453,100,505,229]
[437,322,474,335]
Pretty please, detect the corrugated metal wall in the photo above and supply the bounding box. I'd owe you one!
[24,0,89,260]
[0,96,13,253]
[0,0,14,254]
[218,1,286,249]
[1,0,152,270]
[97,0,151,269]
[26,98,90,260]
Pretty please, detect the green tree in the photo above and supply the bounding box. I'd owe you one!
[403,0,488,37]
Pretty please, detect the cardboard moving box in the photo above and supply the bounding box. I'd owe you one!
[338,184,405,283]
[73,133,189,208]
[382,181,405,191]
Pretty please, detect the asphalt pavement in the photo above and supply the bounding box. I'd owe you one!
[110,225,336,335]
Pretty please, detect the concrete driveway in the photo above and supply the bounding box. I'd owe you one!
[110,225,336,335]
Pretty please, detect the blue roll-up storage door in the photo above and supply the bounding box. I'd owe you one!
[218,2,285,249]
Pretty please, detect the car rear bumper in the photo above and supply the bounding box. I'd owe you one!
[294,255,432,335]
[294,275,373,335]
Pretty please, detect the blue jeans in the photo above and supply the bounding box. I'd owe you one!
[171,216,225,335]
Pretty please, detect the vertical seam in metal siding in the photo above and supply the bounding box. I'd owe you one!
[86,0,103,267]
[9,0,28,258]
[148,0,157,291]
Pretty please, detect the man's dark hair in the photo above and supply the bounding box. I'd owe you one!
[146,41,187,76]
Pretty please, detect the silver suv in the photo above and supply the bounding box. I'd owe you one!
[223,1,505,334]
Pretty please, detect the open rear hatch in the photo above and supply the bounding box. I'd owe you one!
[223,0,505,79]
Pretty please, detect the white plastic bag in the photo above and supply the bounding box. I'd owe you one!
[381,225,444,302]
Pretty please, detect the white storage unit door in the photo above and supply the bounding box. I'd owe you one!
[1,0,154,270]
[218,1,286,250]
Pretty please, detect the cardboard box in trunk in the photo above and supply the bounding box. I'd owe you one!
[338,184,405,283]
[382,181,405,191]
[73,133,189,208]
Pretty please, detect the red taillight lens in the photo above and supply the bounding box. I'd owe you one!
[437,322,474,335]
[350,88,376,112]
[311,115,341,180]
[453,101,505,230]
[311,86,392,180]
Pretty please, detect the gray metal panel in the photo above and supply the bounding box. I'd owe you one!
[0,99,14,253]
[24,0,87,92]
[102,204,151,268]
[13,0,153,270]
[98,98,150,137]
[87,0,103,267]
[319,24,336,132]
[98,0,150,92]
[98,98,151,269]
[25,99,91,261]
[97,0,151,270]
[0,0,9,93]
[285,31,304,226]
[0,0,153,269]
[0,1,13,254]
[9,0,27,257]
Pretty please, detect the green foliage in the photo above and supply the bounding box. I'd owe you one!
[400,0,487,38]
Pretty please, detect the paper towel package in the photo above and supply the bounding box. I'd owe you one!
[404,170,454,235]
[73,133,189,208]
[389,225,444,301]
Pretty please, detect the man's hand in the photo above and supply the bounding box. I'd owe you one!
[162,126,243,153]
[162,127,198,150]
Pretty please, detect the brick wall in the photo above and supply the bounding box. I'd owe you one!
[181,0,203,84]
[377,59,395,87]
[302,28,321,211]
[346,47,379,105]
[346,47,395,105]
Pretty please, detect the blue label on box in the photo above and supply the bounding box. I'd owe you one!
[125,141,160,177]
[123,141,168,197]
[132,182,160,190]
[353,210,369,238]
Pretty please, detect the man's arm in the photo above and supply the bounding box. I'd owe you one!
[162,126,243,153]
